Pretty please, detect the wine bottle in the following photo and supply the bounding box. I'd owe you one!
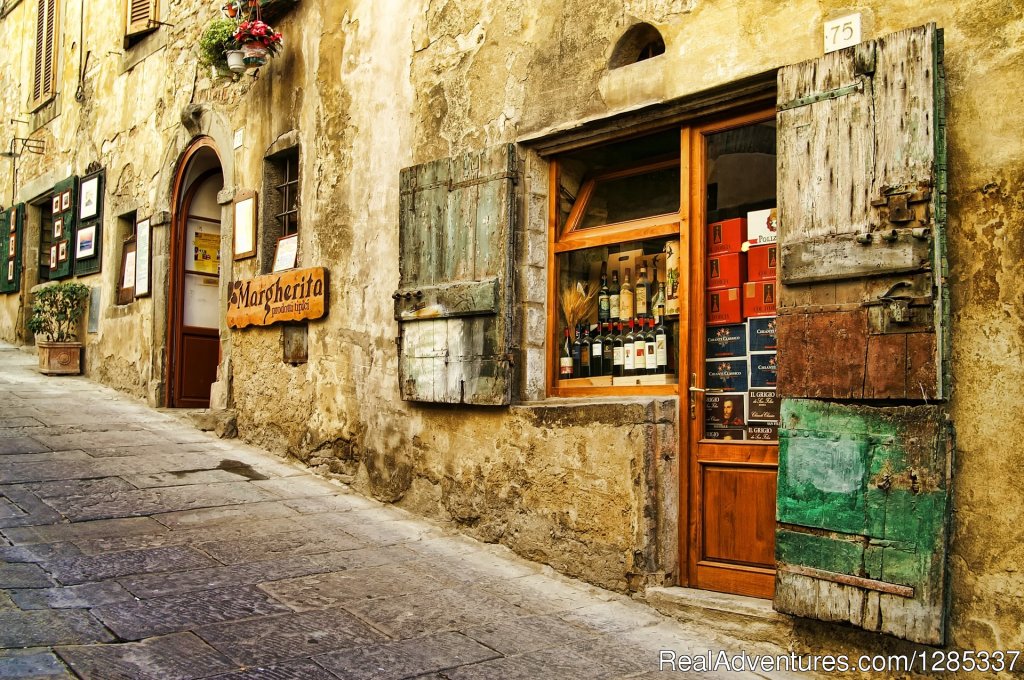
[632,318,647,375]
[652,280,666,323]
[623,319,635,377]
[580,325,592,378]
[609,271,621,321]
[560,327,573,379]
[602,323,614,376]
[636,262,649,319]
[597,267,610,323]
[571,325,582,377]
[644,318,658,375]
[612,322,624,377]
[654,306,668,374]
[590,324,603,377]
[620,268,634,321]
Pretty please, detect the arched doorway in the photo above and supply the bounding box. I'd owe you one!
[167,139,223,408]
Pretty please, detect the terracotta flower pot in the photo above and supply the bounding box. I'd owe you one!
[37,341,83,376]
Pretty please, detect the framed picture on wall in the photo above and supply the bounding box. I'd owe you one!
[61,191,70,212]
[8,235,15,257]
[79,175,100,220]
[51,196,60,215]
[54,216,63,239]
[58,240,68,262]
[272,233,298,272]
[49,245,57,269]
[75,225,97,259]
[134,218,151,297]
[6,260,13,282]
[8,216,14,234]
[233,190,257,261]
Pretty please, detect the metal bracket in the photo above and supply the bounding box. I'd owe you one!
[870,187,932,225]
[778,79,864,112]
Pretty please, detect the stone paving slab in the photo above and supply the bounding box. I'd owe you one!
[124,469,251,488]
[10,581,135,610]
[195,607,388,666]
[0,417,45,429]
[56,633,236,680]
[73,517,305,555]
[151,500,301,529]
[44,545,218,585]
[92,585,293,640]
[0,437,50,455]
[0,651,74,679]
[41,482,282,522]
[205,660,338,680]
[118,555,329,599]
[459,614,597,656]
[2,516,167,546]
[313,631,500,680]
[0,486,62,528]
[197,529,366,565]
[0,610,114,647]
[0,562,54,588]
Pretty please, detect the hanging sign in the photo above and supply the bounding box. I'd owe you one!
[227,266,328,329]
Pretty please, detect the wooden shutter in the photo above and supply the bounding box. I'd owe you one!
[31,0,57,106]
[74,171,104,277]
[0,205,24,295]
[773,24,951,645]
[395,144,519,405]
[50,176,78,280]
[125,0,157,38]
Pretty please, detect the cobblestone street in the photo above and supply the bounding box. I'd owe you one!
[0,342,795,680]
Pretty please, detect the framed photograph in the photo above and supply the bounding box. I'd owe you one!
[233,190,257,260]
[75,225,97,259]
[134,218,151,297]
[49,244,57,270]
[272,233,298,272]
[51,195,60,215]
[54,216,63,239]
[79,175,99,220]
[6,260,13,282]
[8,216,14,234]
[58,240,68,262]
[117,240,137,305]
[61,191,70,212]
[8,235,15,258]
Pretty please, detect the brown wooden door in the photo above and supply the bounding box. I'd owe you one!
[686,111,778,599]
[170,163,222,408]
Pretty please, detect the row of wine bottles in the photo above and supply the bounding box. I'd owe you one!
[598,261,666,323]
[561,312,672,379]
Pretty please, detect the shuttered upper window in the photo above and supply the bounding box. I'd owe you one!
[30,0,57,108]
[125,0,157,40]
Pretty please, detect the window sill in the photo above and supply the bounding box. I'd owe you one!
[28,95,59,130]
[122,29,167,73]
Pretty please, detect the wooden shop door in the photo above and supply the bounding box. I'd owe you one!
[685,112,778,599]
[168,142,223,408]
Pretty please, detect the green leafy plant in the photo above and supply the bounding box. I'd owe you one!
[199,17,241,68]
[27,282,90,342]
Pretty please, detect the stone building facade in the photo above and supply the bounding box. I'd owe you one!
[0,0,1021,665]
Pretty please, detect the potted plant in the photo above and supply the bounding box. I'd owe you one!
[27,282,90,376]
[233,19,283,68]
[200,17,243,76]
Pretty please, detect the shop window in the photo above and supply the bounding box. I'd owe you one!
[550,129,681,396]
[30,0,58,109]
[115,212,136,305]
[261,146,299,273]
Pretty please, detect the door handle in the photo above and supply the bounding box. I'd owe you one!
[689,373,703,420]
[688,386,705,393]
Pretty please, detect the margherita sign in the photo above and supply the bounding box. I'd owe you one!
[227,267,328,329]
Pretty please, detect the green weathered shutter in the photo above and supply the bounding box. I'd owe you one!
[0,205,24,294]
[74,170,104,277]
[774,24,951,645]
[395,144,518,405]
[50,176,78,280]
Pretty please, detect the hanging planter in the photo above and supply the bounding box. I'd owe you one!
[233,19,283,70]
[226,49,247,73]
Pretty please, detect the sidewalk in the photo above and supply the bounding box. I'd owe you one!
[0,341,796,680]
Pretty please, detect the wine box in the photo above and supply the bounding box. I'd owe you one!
[743,281,777,318]
[705,323,746,358]
[746,243,777,282]
[707,288,743,326]
[748,316,778,351]
[746,208,778,245]
[708,218,747,255]
[707,252,746,290]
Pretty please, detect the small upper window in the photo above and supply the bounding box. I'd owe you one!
[30,0,58,109]
[260,146,300,273]
[609,23,666,69]
[125,0,158,44]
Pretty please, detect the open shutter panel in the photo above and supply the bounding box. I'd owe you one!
[126,0,156,38]
[1,205,26,294]
[50,176,78,280]
[774,24,951,645]
[396,144,518,405]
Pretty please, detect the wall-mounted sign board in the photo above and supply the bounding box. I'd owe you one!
[227,266,328,329]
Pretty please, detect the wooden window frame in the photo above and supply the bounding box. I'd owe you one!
[274,151,299,237]
[125,0,159,40]
[546,131,689,399]
[29,0,58,110]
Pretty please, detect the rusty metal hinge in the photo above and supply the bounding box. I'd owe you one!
[778,80,864,112]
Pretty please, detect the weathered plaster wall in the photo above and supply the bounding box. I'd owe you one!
[1,0,1022,658]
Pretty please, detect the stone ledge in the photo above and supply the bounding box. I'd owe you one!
[643,586,794,646]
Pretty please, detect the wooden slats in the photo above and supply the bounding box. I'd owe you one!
[126,0,157,37]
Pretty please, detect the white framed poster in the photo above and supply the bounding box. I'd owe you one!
[75,225,97,259]
[272,234,298,272]
[79,175,99,220]
[134,218,151,297]
[233,191,257,260]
